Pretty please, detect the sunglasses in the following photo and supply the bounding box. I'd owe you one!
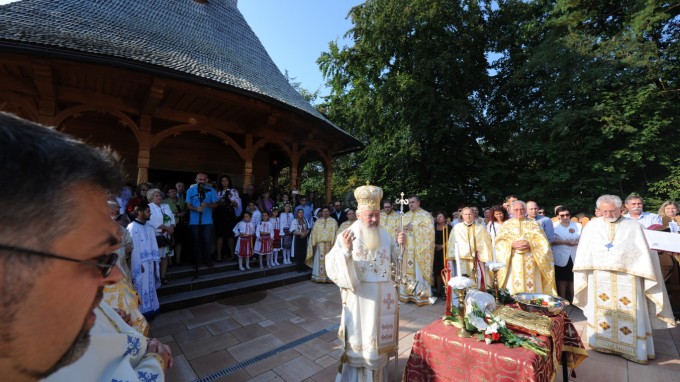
[0,244,118,278]
[559,213,571,217]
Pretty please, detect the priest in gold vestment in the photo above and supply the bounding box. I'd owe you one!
[306,207,338,283]
[380,200,401,240]
[495,200,557,295]
[574,195,676,364]
[326,184,405,381]
[400,195,435,305]
[447,207,493,289]
[337,208,357,235]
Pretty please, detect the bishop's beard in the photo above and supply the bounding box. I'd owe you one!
[357,223,381,251]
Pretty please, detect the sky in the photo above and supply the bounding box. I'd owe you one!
[238,1,361,98]
[0,0,361,99]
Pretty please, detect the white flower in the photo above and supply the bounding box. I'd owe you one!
[486,322,499,334]
[468,315,488,331]
[485,338,493,345]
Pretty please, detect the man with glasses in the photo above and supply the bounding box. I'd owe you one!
[331,200,347,225]
[495,200,557,295]
[0,113,170,380]
[573,195,675,363]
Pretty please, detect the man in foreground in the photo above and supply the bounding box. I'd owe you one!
[0,112,125,380]
[326,184,405,381]
[573,194,675,364]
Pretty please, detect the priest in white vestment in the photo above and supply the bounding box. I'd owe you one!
[43,301,171,382]
[326,184,405,382]
[447,207,493,289]
[574,194,676,364]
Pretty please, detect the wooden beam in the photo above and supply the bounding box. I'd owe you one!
[152,106,244,134]
[58,85,139,114]
[140,77,166,115]
[0,72,37,96]
[31,60,56,100]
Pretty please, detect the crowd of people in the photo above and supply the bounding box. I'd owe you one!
[3,109,679,381]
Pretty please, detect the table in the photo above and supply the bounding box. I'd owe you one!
[403,310,587,381]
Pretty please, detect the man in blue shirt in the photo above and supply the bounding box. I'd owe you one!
[294,195,314,223]
[186,172,220,266]
[527,201,555,243]
[623,194,662,228]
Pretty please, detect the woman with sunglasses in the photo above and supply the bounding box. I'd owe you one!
[552,206,581,302]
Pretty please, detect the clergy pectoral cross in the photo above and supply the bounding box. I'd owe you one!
[605,242,614,250]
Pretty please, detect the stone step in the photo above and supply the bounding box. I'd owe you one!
[158,260,298,297]
[158,269,311,312]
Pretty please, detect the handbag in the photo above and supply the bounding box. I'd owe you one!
[155,235,172,248]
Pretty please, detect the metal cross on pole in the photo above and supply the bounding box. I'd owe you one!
[390,192,409,378]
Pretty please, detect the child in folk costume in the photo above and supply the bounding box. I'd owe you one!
[270,207,282,265]
[233,211,255,271]
[279,202,294,264]
[255,211,275,269]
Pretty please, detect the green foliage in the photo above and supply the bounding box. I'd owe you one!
[316,0,679,214]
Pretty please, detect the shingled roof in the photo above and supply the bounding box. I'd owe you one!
[0,0,361,151]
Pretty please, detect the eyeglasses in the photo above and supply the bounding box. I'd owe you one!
[0,244,118,278]
[558,213,571,217]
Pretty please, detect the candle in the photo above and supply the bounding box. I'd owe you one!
[455,250,462,278]
[492,247,497,263]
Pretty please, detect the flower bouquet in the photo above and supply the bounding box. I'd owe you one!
[444,304,549,356]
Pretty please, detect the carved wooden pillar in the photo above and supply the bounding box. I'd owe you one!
[243,134,253,192]
[290,143,299,191]
[136,115,151,185]
[32,60,56,125]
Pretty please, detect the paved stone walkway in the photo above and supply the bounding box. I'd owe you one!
[154,281,680,381]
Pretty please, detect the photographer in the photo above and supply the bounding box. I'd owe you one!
[186,173,220,267]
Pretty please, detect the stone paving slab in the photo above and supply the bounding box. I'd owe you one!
[153,281,678,382]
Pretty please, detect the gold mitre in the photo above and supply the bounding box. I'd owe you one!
[354,182,383,212]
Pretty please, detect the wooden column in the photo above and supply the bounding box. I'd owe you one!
[32,60,56,125]
[290,143,299,191]
[136,115,151,185]
[243,134,253,192]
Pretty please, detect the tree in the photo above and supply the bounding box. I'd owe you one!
[483,0,680,212]
[319,0,490,211]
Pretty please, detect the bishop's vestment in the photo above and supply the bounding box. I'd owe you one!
[326,222,399,381]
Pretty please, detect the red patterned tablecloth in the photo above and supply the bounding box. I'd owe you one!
[403,310,587,381]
